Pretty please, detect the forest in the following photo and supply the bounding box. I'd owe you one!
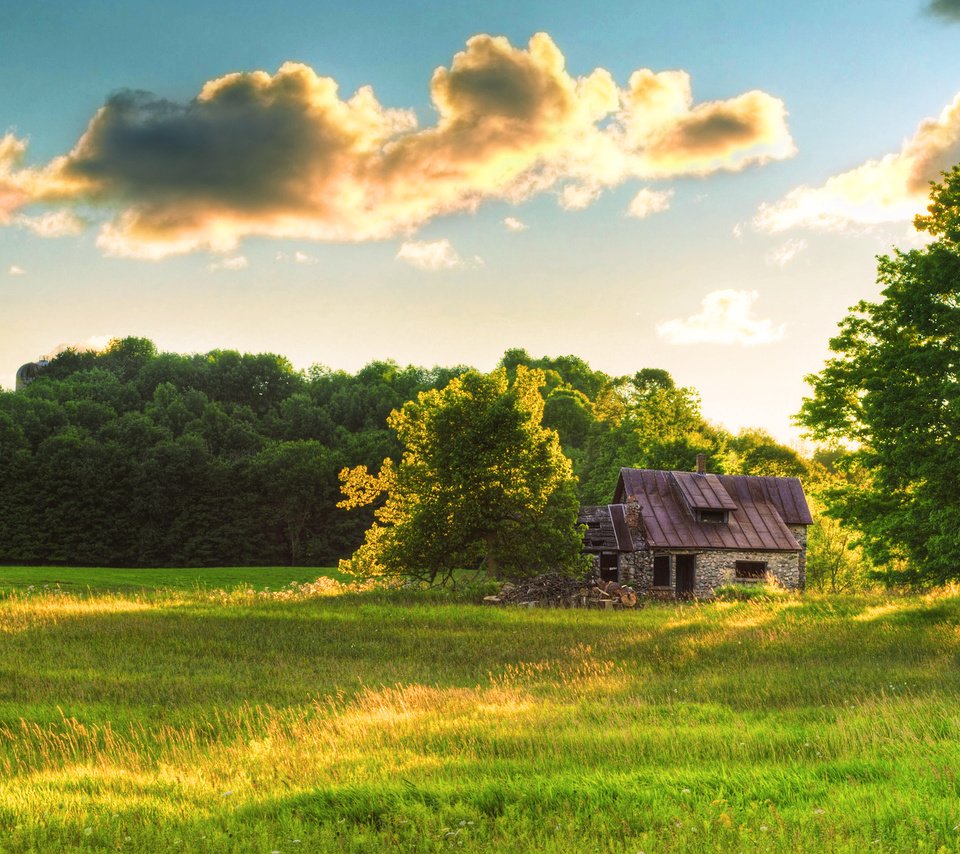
[0,339,819,571]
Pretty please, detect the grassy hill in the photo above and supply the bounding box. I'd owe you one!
[1,569,959,852]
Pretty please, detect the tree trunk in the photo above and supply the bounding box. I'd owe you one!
[484,532,499,580]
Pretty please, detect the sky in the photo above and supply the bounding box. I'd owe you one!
[3,0,960,443]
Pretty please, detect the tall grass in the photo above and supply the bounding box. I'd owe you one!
[2,576,959,851]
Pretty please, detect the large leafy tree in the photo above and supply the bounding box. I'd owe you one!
[798,165,960,584]
[338,367,584,582]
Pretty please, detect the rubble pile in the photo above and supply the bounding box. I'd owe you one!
[483,572,640,609]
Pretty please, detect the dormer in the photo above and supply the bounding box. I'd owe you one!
[669,456,738,524]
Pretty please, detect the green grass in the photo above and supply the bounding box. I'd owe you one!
[2,569,960,852]
[0,565,339,594]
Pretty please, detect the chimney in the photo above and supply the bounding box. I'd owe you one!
[696,453,706,475]
[624,495,641,529]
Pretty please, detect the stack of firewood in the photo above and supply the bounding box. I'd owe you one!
[483,572,640,609]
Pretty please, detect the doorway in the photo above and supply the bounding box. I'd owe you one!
[675,554,695,598]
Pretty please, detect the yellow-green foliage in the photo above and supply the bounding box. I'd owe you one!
[2,574,960,852]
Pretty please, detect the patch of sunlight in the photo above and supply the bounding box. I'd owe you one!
[853,602,907,622]
[0,597,153,634]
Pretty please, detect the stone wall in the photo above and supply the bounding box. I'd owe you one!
[789,525,807,590]
[617,547,802,598]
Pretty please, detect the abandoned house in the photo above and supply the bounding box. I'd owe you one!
[578,455,812,598]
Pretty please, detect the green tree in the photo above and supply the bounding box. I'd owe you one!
[798,165,960,584]
[339,367,584,582]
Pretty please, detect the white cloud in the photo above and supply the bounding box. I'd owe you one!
[765,237,808,267]
[558,183,602,211]
[657,289,785,346]
[756,92,960,232]
[293,250,318,264]
[8,265,25,276]
[207,255,249,271]
[46,335,114,358]
[396,238,465,271]
[732,223,744,239]
[627,187,673,218]
[503,216,528,232]
[15,209,84,237]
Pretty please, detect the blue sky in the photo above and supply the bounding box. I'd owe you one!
[3,0,960,442]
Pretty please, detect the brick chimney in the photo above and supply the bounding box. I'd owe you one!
[696,453,706,475]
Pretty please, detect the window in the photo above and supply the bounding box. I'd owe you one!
[653,555,670,587]
[697,509,728,524]
[735,560,767,580]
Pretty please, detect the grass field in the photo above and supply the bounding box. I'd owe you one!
[2,569,960,852]
[0,565,335,595]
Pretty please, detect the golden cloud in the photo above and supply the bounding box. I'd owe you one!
[2,33,795,258]
[756,92,960,232]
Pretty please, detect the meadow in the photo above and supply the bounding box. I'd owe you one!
[1,569,959,852]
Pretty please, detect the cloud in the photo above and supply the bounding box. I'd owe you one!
[503,216,528,231]
[765,237,808,267]
[926,0,960,21]
[44,335,114,358]
[657,289,785,346]
[756,92,960,232]
[208,255,248,271]
[0,34,795,258]
[15,208,85,237]
[396,238,466,270]
[8,265,25,276]
[293,250,318,264]
[627,187,673,218]
[558,183,602,210]
[617,69,795,178]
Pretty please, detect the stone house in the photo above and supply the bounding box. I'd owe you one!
[578,456,812,598]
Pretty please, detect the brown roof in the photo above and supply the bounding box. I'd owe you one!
[612,468,811,552]
[670,471,738,510]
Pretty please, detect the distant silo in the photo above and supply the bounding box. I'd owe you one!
[15,359,49,391]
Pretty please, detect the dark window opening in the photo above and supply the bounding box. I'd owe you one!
[735,560,767,579]
[697,509,728,524]
[599,552,618,582]
[653,555,670,587]
[584,523,605,547]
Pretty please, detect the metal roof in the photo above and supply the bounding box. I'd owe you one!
[612,468,811,552]
[670,471,738,510]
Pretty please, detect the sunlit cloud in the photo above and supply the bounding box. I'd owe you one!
[208,255,248,271]
[926,0,960,21]
[396,238,466,270]
[756,92,960,232]
[293,250,318,264]
[15,208,85,237]
[657,289,785,346]
[0,33,795,258]
[8,265,25,276]
[765,237,808,267]
[627,187,673,218]
[46,335,114,357]
[558,183,602,210]
[618,69,795,179]
[503,216,528,231]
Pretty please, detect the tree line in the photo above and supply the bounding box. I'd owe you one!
[0,338,813,570]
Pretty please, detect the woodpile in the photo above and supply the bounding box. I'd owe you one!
[483,572,641,609]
